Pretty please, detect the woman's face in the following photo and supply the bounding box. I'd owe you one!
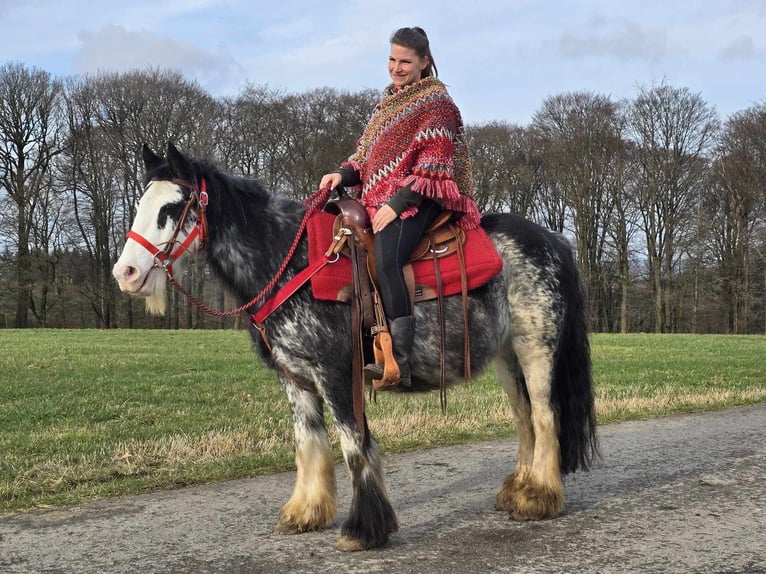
[388,44,429,88]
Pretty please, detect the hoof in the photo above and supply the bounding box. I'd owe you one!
[335,536,388,552]
[509,481,564,521]
[495,471,525,512]
[276,510,330,535]
[337,536,376,552]
[275,520,310,535]
[495,492,516,513]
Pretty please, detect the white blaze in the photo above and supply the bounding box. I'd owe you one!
[112,181,187,315]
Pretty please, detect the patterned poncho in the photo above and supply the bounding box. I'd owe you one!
[342,77,481,229]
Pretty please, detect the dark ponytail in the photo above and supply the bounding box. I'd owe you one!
[390,27,438,78]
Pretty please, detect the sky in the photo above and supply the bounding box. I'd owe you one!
[1,0,765,126]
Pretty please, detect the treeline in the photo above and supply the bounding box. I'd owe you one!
[0,62,764,333]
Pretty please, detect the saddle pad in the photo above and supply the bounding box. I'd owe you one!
[307,211,503,302]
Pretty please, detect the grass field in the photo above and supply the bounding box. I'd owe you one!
[1,329,764,514]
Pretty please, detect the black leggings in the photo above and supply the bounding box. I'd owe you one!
[374,198,442,320]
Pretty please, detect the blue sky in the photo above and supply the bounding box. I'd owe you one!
[1,0,764,125]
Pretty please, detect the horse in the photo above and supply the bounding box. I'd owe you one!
[113,142,597,552]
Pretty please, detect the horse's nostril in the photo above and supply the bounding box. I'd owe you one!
[126,265,137,278]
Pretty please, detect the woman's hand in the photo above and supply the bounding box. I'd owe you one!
[372,204,397,234]
[319,172,342,190]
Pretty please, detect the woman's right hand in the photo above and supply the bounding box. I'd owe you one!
[319,172,342,190]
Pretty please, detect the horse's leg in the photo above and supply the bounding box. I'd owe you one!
[509,334,564,520]
[492,344,535,513]
[275,379,337,534]
[332,411,398,551]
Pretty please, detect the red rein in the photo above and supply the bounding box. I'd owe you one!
[126,178,334,329]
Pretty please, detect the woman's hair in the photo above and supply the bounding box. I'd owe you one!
[390,27,438,78]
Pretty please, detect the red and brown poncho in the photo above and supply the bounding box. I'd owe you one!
[342,77,481,229]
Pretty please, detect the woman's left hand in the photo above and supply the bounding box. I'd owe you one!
[372,204,397,234]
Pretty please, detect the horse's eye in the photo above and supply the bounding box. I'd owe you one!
[158,204,176,227]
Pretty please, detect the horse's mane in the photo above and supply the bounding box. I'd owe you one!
[145,152,304,226]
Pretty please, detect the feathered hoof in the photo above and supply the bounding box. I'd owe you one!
[275,512,328,535]
[335,536,388,552]
[495,471,525,512]
[508,481,564,521]
[336,535,384,552]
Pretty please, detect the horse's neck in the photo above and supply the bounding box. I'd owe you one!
[204,179,305,297]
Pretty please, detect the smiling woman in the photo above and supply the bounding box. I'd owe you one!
[319,26,481,391]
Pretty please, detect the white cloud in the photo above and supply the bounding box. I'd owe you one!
[0,0,764,125]
[73,25,242,91]
[719,36,760,61]
[555,18,667,62]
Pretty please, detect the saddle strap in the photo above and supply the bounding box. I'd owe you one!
[456,228,471,382]
[349,238,367,442]
[430,230,448,414]
[346,216,376,330]
[428,223,471,414]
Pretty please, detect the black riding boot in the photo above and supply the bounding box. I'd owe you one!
[364,315,416,389]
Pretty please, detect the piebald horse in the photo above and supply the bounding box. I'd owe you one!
[113,143,597,551]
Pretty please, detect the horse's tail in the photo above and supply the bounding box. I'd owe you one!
[553,242,599,474]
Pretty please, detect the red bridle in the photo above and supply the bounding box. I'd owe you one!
[126,178,209,277]
[125,178,335,325]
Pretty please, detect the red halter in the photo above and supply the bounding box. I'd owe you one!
[125,178,339,336]
[126,178,208,277]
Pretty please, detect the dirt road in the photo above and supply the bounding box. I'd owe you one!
[1,404,765,573]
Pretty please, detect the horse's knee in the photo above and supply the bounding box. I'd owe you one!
[277,435,337,534]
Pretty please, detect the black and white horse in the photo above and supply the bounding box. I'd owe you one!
[113,143,597,551]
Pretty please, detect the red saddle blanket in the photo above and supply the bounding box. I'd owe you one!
[307,211,503,303]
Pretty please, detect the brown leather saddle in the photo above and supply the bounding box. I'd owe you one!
[323,191,471,412]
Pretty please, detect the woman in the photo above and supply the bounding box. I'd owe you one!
[319,26,481,390]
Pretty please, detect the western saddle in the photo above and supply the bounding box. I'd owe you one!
[323,190,471,413]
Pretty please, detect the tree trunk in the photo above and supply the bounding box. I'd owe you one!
[15,223,31,328]
[620,255,629,334]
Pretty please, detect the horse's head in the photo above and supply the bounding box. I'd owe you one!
[113,142,206,316]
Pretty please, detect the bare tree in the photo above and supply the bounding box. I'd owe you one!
[0,62,63,327]
[532,92,624,330]
[710,102,766,332]
[61,69,220,328]
[280,87,378,198]
[215,85,291,189]
[607,133,644,333]
[625,82,719,332]
[28,169,68,325]
[465,121,540,217]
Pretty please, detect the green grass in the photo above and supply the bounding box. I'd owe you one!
[0,329,764,514]
[592,333,766,422]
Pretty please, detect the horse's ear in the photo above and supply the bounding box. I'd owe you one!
[166,141,195,182]
[142,144,164,172]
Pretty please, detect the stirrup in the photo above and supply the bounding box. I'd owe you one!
[363,363,385,383]
[365,362,411,391]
